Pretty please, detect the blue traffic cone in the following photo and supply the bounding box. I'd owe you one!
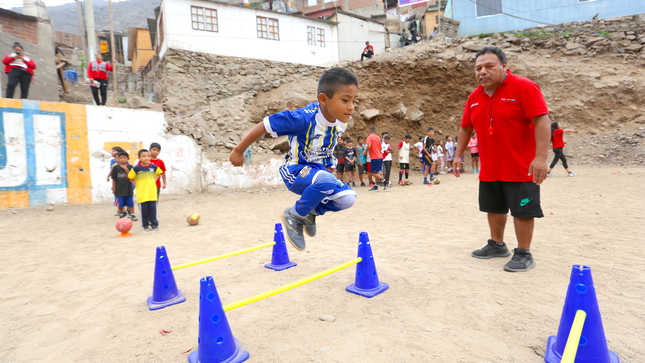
[147,246,186,311]
[265,223,297,271]
[545,265,620,363]
[346,232,389,298]
[188,276,249,363]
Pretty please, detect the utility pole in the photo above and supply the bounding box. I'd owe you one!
[85,0,96,61]
[74,0,88,76]
[109,0,118,103]
[437,0,442,34]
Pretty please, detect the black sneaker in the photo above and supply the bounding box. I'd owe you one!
[351,182,356,187]
[360,182,366,187]
[472,239,511,259]
[504,248,536,272]
[383,181,392,190]
[151,226,159,231]
[281,208,306,251]
[369,186,379,192]
[118,212,128,219]
[143,226,152,231]
[304,213,316,237]
[128,213,138,222]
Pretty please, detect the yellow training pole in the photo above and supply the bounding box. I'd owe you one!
[223,257,362,312]
[561,310,587,363]
[171,242,276,270]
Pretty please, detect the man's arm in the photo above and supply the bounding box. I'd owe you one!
[452,127,473,177]
[529,114,551,185]
[230,122,268,166]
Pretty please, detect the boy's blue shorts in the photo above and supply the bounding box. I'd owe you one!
[370,159,383,173]
[116,196,134,208]
[279,163,351,196]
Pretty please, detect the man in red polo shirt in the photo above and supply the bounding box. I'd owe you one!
[452,47,550,272]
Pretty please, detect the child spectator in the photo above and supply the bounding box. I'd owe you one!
[111,151,137,221]
[468,132,479,172]
[345,139,358,187]
[229,68,358,250]
[128,149,163,231]
[365,126,388,192]
[414,136,424,172]
[548,122,578,177]
[148,142,167,200]
[437,139,446,174]
[445,135,455,172]
[334,138,347,183]
[397,134,412,185]
[106,146,125,216]
[382,135,393,187]
[423,127,436,184]
[356,136,367,187]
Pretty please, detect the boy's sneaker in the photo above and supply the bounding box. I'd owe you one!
[547,172,554,177]
[281,208,306,251]
[383,181,392,190]
[143,226,152,231]
[369,182,375,187]
[351,182,356,187]
[151,226,159,231]
[118,212,128,219]
[503,248,536,272]
[304,213,316,237]
[423,180,431,184]
[568,172,576,177]
[472,239,511,259]
[128,213,138,222]
[360,182,366,187]
[398,181,405,185]
[369,186,379,192]
[114,212,121,217]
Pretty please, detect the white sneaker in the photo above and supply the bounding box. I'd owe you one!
[568,172,576,177]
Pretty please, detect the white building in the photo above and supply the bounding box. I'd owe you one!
[155,0,340,66]
[328,11,398,62]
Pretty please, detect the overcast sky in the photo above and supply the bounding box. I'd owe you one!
[0,0,127,10]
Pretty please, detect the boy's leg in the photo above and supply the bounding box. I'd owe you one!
[149,201,159,230]
[126,197,137,221]
[91,84,100,105]
[140,202,150,229]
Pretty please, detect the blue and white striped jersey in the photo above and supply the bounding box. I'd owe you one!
[263,102,347,168]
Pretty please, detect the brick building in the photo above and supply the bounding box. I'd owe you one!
[0,7,58,101]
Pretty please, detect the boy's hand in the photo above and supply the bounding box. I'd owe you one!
[230,150,245,166]
[106,176,110,182]
[111,186,115,193]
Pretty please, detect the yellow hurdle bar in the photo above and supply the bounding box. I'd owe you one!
[171,242,276,270]
[561,310,587,363]
[223,257,362,312]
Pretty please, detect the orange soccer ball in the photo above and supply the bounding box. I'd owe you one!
[115,217,133,233]
[186,213,201,226]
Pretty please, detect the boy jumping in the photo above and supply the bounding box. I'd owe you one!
[230,68,359,250]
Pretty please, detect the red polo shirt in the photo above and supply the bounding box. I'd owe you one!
[461,69,549,182]
[552,129,565,149]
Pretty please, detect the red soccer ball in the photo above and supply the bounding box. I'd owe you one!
[116,217,133,233]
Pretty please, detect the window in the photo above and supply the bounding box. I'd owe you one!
[307,26,315,45]
[257,16,280,40]
[316,28,325,47]
[476,0,502,18]
[191,6,218,32]
[307,0,317,6]
[307,26,325,47]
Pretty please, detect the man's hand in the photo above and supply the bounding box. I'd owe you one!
[452,159,463,178]
[528,158,548,185]
[230,149,245,166]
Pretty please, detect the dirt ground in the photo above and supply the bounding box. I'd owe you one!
[1,165,644,363]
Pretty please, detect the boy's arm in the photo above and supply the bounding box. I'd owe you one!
[230,122,267,166]
[563,129,578,133]
[161,172,167,188]
[112,178,116,193]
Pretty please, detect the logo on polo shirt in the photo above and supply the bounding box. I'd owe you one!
[470,103,479,108]
[501,98,516,102]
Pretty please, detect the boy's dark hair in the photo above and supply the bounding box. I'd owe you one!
[381,132,389,136]
[357,136,364,140]
[405,134,412,139]
[116,151,129,158]
[475,46,507,64]
[138,149,150,157]
[384,135,390,139]
[112,146,125,153]
[317,68,359,98]
[445,135,451,140]
[368,126,376,132]
[345,138,353,143]
[150,142,161,150]
[418,136,423,140]
[427,127,434,132]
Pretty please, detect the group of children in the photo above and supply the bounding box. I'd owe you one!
[108,143,167,231]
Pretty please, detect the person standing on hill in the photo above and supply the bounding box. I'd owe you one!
[3,42,36,99]
[361,41,374,61]
[453,46,551,273]
[88,52,113,106]
[547,122,578,177]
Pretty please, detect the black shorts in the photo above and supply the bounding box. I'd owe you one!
[399,163,410,170]
[471,152,479,158]
[337,163,346,173]
[422,154,432,164]
[345,164,355,172]
[358,165,365,174]
[479,181,543,218]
